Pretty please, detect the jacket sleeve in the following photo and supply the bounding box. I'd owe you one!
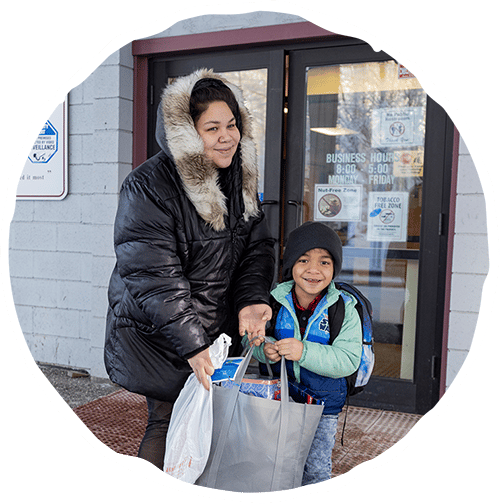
[298,297,363,379]
[232,206,276,313]
[113,178,209,359]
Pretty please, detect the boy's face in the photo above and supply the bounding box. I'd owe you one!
[292,248,334,307]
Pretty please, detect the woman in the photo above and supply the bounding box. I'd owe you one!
[104,69,275,469]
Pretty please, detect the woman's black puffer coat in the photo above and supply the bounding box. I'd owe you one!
[104,69,275,402]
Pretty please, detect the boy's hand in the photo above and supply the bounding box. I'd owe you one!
[238,304,272,344]
[263,342,280,362]
[276,338,303,361]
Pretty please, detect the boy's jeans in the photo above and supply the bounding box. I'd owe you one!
[302,414,339,486]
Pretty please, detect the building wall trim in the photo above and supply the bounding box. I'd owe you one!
[440,127,459,397]
[131,21,337,57]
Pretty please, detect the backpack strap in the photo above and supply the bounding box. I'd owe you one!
[327,294,345,345]
[328,288,359,397]
[327,292,351,447]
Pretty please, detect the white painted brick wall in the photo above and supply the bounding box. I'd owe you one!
[446,137,488,387]
[9,44,133,378]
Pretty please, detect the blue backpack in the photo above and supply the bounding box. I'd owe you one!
[329,282,375,396]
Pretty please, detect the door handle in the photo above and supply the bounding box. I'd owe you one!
[287,200,302,228]
[261,200,278,206]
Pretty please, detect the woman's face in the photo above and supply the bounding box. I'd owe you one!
[195,101,241,168]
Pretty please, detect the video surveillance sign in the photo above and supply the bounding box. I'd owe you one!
[28,121,58,164]
[17,101,68,200]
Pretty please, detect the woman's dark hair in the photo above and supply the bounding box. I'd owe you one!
[189,77,243,134]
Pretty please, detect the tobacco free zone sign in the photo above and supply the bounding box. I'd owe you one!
[367,192,409,242]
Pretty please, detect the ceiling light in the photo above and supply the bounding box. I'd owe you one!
[310,127,359,136]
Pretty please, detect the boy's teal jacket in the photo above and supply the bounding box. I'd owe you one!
[252,280,362,414]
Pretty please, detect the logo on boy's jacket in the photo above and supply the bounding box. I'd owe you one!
[319,316,330,333]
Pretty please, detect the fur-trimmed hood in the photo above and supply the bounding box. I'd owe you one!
[155,68,260,231]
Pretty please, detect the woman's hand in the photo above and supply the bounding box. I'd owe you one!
[238,304,272,345]
[187,348,215,391]
[275,338,303,362]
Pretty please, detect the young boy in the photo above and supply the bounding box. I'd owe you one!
[251,221,362,485]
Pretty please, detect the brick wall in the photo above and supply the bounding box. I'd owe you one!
[9,45,133,378]
[446,138,488,387]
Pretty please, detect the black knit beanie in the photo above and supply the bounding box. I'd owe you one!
[282,221,343,281]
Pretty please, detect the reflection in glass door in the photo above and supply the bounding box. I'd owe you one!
[301,61,426,383]
[218,70,268,198]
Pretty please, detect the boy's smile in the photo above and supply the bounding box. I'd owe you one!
[292,248,334,308]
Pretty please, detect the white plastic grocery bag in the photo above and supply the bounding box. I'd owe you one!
[163,334,231,482]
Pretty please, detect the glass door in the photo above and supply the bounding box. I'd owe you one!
[286,45,454,414]
[148,51,286,281]
[304,60,425,382]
